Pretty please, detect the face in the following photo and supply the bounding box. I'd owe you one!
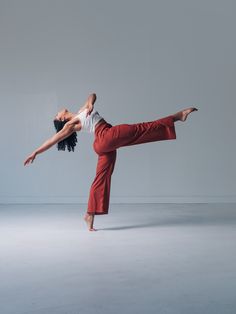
[55,108,69,121]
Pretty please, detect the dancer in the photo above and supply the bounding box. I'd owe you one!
[24,93,198,231]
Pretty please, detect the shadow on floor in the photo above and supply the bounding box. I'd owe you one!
[98,214,236,231]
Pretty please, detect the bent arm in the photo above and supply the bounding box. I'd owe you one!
[24,124,75,166]
[78,93,97,114]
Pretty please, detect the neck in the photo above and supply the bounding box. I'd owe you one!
[67,112,77,120]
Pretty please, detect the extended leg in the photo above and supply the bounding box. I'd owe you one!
[94,107,198,154]
[95,115,176,153]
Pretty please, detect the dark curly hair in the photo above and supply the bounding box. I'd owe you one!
[53,119,78,152]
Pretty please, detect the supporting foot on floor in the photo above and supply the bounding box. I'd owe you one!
[84,213,97,231]
[173,107,198,122]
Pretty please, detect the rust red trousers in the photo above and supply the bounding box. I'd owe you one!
[87,115,176,215]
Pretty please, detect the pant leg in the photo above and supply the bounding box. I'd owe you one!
[87,150,117,215]
[94,115,176,154]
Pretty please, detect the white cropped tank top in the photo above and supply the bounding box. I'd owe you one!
[76,107,103,133]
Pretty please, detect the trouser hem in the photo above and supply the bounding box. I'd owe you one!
[87,211,109,215]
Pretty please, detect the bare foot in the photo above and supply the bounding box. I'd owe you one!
[173,107,198,122]
[84,213,97,231]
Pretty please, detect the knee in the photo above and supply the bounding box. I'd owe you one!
[108,150,117,164]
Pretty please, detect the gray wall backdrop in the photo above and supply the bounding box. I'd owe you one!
[0,0,235,203]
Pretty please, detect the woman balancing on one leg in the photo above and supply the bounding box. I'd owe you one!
[24,93,198,231]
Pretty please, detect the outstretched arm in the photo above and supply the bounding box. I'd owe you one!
[24,123,76,166]
[78,93,97,116]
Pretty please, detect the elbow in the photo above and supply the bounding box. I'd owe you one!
[61,124,75,138]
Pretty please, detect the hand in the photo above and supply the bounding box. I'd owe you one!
[86,103,94,117]
[24,152,37,166]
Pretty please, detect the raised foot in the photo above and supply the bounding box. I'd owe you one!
[174,107,198,122]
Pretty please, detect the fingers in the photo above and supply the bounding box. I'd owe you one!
[24,156,34,166]
[86,104,93,117]
[24,160,28,166]
[86,110,92,117]
[24,158,28,166]
[24,158,30,166]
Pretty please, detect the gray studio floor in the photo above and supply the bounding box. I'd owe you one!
[0,203,236,314]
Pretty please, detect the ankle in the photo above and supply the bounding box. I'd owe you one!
[173,113,179,122]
